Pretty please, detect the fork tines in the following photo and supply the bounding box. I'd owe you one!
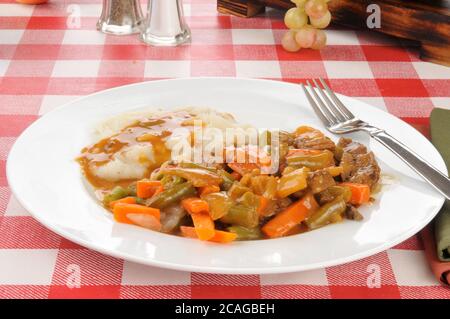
[301,78,355,126]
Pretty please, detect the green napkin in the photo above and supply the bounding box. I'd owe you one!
[430,108,450,261]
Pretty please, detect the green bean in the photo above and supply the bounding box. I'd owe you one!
[306,196,346,230]
[127,183,137,197]
[228,226,262,240]
[227,182,251,200]
[220,202,259,228]
[135,197,145,205]
[146,182,196,209]
[238,191,260,207]
[103,186,129,205]
[202,192,233,220]
[160,175,185,188]
[160,167,222,187]
[218,169,234,190]
[286,150,334,170]
[179,162,217,172]
[317,186,352,204]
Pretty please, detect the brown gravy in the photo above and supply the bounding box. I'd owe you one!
[77,111,195,190]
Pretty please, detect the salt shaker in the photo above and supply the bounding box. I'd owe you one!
[97,0,144,35]
[140,0,191,46]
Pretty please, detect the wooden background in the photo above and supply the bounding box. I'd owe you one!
[217,0,450,65]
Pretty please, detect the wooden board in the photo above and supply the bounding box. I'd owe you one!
[217,0,450,65]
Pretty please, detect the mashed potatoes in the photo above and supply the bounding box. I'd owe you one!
[78,107,248,187]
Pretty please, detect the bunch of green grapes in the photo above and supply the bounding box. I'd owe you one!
[282,0,331,52]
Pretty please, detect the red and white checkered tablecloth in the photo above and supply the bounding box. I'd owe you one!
[1,0,450,299]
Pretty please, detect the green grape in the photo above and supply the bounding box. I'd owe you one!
[311,29,327,50]
[281,30,301,52]
[284,7,308,30]
[295,26,317,48]
[310,10,331,29]
[305,0,328,19]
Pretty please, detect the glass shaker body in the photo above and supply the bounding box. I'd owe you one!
[97,0,144,35]
[140,0,191,46]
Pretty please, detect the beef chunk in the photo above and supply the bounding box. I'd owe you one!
[307,170,336,194]
[340,152,354,180]
[345,204,363,221]
[349,152,380,188]
[294,135,335,151]
[316,189,336,205]
[337,137,367,155]
[338,139,381,189]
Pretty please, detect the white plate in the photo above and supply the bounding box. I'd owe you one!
[7,78,446,274]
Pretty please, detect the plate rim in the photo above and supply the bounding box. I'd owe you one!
[6,77,446,274]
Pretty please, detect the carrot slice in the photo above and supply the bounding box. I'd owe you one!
[340,182,371,205]
[228,162,259,176]
[180,226,197,238]
[181,197,209,214]
[287,149,322,157]
[180,226,237,243]
[257,196,270,216]
[262,193,319,238]
[109,196,136,209]
[190,213,215,241]
[210,230,237,243]
[230,171,242,181]
[199,185,220,197]
[152,185,164,197]
[113,203,160,225]
[136,180,163,199]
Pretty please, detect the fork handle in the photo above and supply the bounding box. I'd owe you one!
[370,129,450,200]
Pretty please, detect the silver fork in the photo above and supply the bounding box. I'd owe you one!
[301,78,450,200]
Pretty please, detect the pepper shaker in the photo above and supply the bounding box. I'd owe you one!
[140,0,191,46]
[97,0,144,35]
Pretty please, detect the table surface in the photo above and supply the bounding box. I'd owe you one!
[1,0,450,299]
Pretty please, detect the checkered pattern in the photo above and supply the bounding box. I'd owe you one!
[1,0,449,299]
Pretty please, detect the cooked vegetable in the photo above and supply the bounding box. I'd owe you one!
[201,192,233,220]
[146,182,196,209]
[249,175,277,199]
[126,213,162,231]
[160,167,222,187]
[340,182,370,205]
[199,185,220,197]
[160,205,187,233]
[190,213,215,241]
[103,186,129,205]
[217,169,235,190]
[262,193,319,238]
[305,196,346,229]
[228,162,259,176]
[257,196,270,216]
[325,166,343,177]
[181,197,209,214]
[317,185,352,204]
[109,196,136,209]
[230,171,242,181]
[113,203,161,227]
[220,202,259,228]
[179,162,217,172]
[227,182,252,200]
[160,175,184,188]
[228,226,262,240]
[137,180,163,198]
[286,149,334,170]
[180,226,237,243]
[80,111,379,243]
[277,167,309,198]
[307,169,335,194]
